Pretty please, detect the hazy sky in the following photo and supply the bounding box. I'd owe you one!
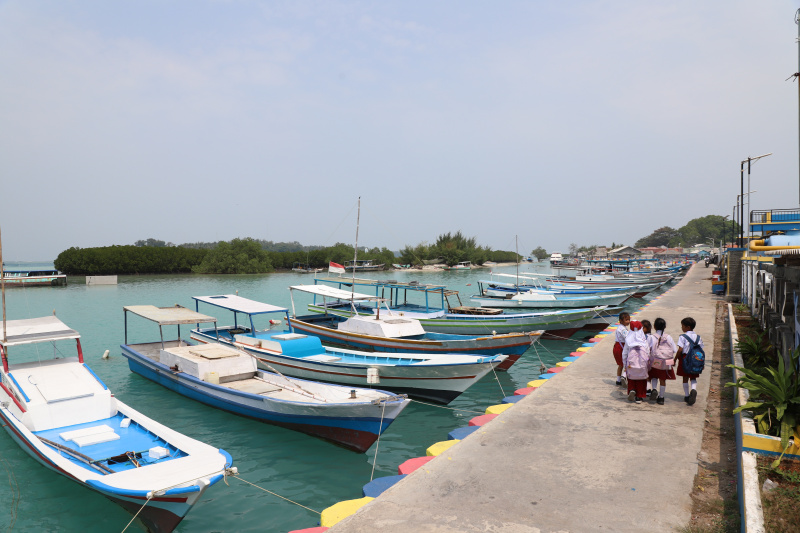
[1,1,799,261]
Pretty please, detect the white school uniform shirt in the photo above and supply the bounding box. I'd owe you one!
[614,324,628,346]
[677,330,704,354]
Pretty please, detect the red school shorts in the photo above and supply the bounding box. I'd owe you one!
[613,342,624,366]
[676,356,699,379]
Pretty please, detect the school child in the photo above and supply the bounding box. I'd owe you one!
[613,312,631,386]
[675,316,704,406]
[648,318,676,405]
[622,321,651,404]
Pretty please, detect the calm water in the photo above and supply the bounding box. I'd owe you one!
[0,264,663,532]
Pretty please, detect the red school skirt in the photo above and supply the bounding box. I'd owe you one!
[676,356,699,379]
[648,367,676,381]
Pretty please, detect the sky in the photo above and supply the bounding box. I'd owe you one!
[1,0,800,261]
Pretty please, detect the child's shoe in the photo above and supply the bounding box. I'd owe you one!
[620,376,627,388]
[649,389,658,401]
[634,397,642,404]
[627,390,636,402]
[684,396,690,403]
[687,389,697,406]
[656,397,665,405]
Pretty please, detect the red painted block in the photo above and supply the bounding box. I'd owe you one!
[398,456,435,475]
[514,387,536,395]
[547,366,565,373]
[288,528,328,533]
[468,413,499,427]
[569,351,583,357]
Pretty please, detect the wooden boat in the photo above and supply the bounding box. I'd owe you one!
[291,262,322,274]
[470,288,635,309]
[1,268,66,286]
[189,294,507,405]
[345,260,384,271]
[0,315,233,533]
[121,305,409,453]
[307,276,604,340]
[286,284,541,370]
[442,261,471,271]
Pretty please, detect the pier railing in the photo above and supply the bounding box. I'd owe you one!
[750,208,800,224]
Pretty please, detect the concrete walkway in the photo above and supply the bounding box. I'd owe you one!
[330,264,717,533]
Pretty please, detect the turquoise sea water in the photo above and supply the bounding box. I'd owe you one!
[0,264,666,532]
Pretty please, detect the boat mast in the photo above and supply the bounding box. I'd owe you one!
[1,226,5,345]
[351,197,360,301]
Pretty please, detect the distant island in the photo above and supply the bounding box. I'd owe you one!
[53,216,735,275]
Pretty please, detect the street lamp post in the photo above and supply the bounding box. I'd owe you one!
[740,154,772,246]
[735,189,759,248]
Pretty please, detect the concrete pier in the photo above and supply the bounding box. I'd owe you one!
[330,264,717,532]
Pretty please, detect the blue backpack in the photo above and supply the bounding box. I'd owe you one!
[681,334,705,374]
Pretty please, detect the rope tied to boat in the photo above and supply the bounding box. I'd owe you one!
[120,465,234,533]
[369,400,387,482]
[230,474,321,516]
[407,399,485,415]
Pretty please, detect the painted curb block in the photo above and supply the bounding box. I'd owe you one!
[468,413,498,427]
[514,387,535,395]
[563,356,580,362]
[485,403,513,415]
[555,361,571,367]
[288,528,328,533]
[547,366,565,373]
[320,497,374,527]
[427,440,459,456]
[398,456,435,475]
[362,475,406,498]
[501,395,525,404]
[527,379,547,387]
[448,426,480,440]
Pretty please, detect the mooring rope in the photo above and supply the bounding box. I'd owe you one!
[488,363,506,398]
[407,399,485,415]
[369,401,387,482]
[120,466,231,533]
[231,474,321,515]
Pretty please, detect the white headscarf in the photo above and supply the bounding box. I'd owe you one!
[625,320,648,349]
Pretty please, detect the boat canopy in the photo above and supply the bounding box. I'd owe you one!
[0,316,80,347]
[290,284,381,301]
[123,305,217,326]
[193,294,287,315]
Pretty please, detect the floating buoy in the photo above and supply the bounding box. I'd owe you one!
[102,350,110,359]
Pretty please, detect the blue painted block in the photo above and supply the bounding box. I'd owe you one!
[362,474,407,498]
[563,356,580,362]
[538,373,555,379]
[581,343,595,347]
[501,395,525,404]
[448,426,480,440]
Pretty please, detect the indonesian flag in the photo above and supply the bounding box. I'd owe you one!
[329,261,345,274]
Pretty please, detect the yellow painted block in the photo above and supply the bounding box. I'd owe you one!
[742,433,800,457]
[576,347,591,352]
[556,361,571,367]
[321,497,375,527]
[485,403,513,415]
[527,379,547,388]
[594,334,609,338]
[426,439,460,456]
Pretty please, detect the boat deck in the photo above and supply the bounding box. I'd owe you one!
[34,413,186,474]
